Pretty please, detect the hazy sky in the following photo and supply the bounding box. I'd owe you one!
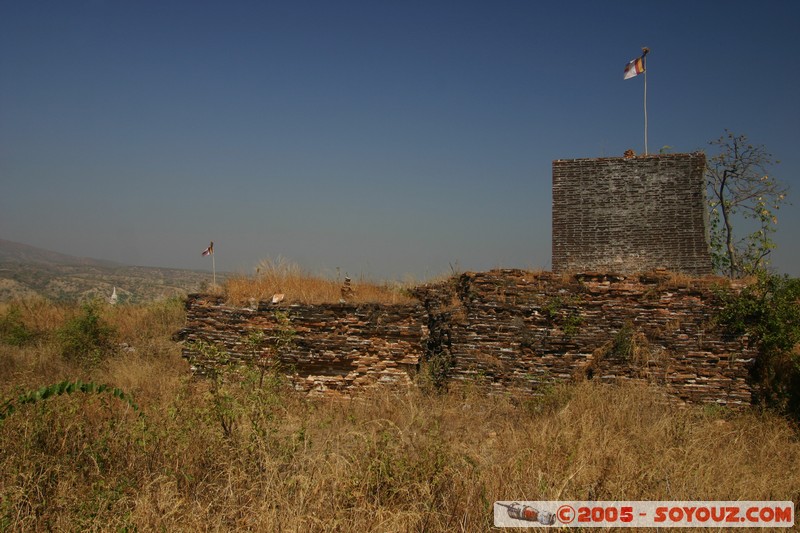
[2,1,799,279]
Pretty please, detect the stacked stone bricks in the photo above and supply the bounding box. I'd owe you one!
[178,270,754,406]
[552,153,712,275]
[176,295,425,394]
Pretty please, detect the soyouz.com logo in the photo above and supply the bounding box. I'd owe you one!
[493,501,794,528]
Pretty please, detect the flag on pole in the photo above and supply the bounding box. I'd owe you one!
[624,47,649,79]
[201,241,217,287]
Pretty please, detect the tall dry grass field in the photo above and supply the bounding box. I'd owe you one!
[1,298,799,531]
[222,258,416,305]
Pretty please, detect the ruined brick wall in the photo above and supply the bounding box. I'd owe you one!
[552,153,712,275]
[414,270,753,406]
[177,270,754,405]
[176,296,425,394]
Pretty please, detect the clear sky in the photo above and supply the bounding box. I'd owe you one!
[2,1,799,280]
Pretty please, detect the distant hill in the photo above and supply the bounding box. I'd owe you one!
[0,238,219,303]
[0,238,120,267]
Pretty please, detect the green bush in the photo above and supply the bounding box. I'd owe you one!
[0,305,34,346]
[1,380,139,422]
[716,273,800,418]
[57,301,117,368]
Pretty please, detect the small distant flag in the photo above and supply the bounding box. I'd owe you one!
[624,47,649,80]
[202,241,214,256]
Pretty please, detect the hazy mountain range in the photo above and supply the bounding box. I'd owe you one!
[0,238,217,303]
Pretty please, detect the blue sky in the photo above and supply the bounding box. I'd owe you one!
[2,1,799,279]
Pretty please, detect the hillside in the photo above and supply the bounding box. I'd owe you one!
[0,239,216,303]
[0,238,120,267]
[1,299,798,530]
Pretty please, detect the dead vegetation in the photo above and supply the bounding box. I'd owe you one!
[221,257,417,305]
[1,298,799,531]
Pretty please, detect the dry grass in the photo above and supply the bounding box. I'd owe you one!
[644,269,742,291]
[222,258,417,305]
[1,299,799,531]
[0,297,72,332]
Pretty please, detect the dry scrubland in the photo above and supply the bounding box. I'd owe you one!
[221,258,418,304]
[1,294,800,532]
[220,259,739,306]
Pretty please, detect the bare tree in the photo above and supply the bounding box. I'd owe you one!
[706,131,788,277]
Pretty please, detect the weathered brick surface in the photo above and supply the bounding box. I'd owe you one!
[415,270,753,406]
[552,154,712,275]
[176,295,425,395]
[178,270,754,406]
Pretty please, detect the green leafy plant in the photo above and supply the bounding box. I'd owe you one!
[187,339,240,438]
[189,313,295,439]
[245,329,268,383]
[716,273,800,418]
[270,310,296,360]
[541,294,583,338]
[0,305,34,346]
[0,380,139,422]
[57,301,117,367]
[706,131,789,277]
[244,310,296,388]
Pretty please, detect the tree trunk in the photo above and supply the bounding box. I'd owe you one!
[719,170,738,277]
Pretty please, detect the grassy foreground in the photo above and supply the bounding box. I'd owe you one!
[1,299,799,532]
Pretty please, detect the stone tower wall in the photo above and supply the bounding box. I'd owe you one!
[552,153,711,275]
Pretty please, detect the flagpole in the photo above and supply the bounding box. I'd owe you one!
[202,241,216,288]
[644,67,648,155]
[624,47,650,155]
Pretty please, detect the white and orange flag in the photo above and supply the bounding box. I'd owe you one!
[624,47,649,79]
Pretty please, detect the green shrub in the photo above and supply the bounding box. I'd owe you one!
[57,301,117,367]
[1,380,139,422]
[716,273,800,418]
[0,305,34,346]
